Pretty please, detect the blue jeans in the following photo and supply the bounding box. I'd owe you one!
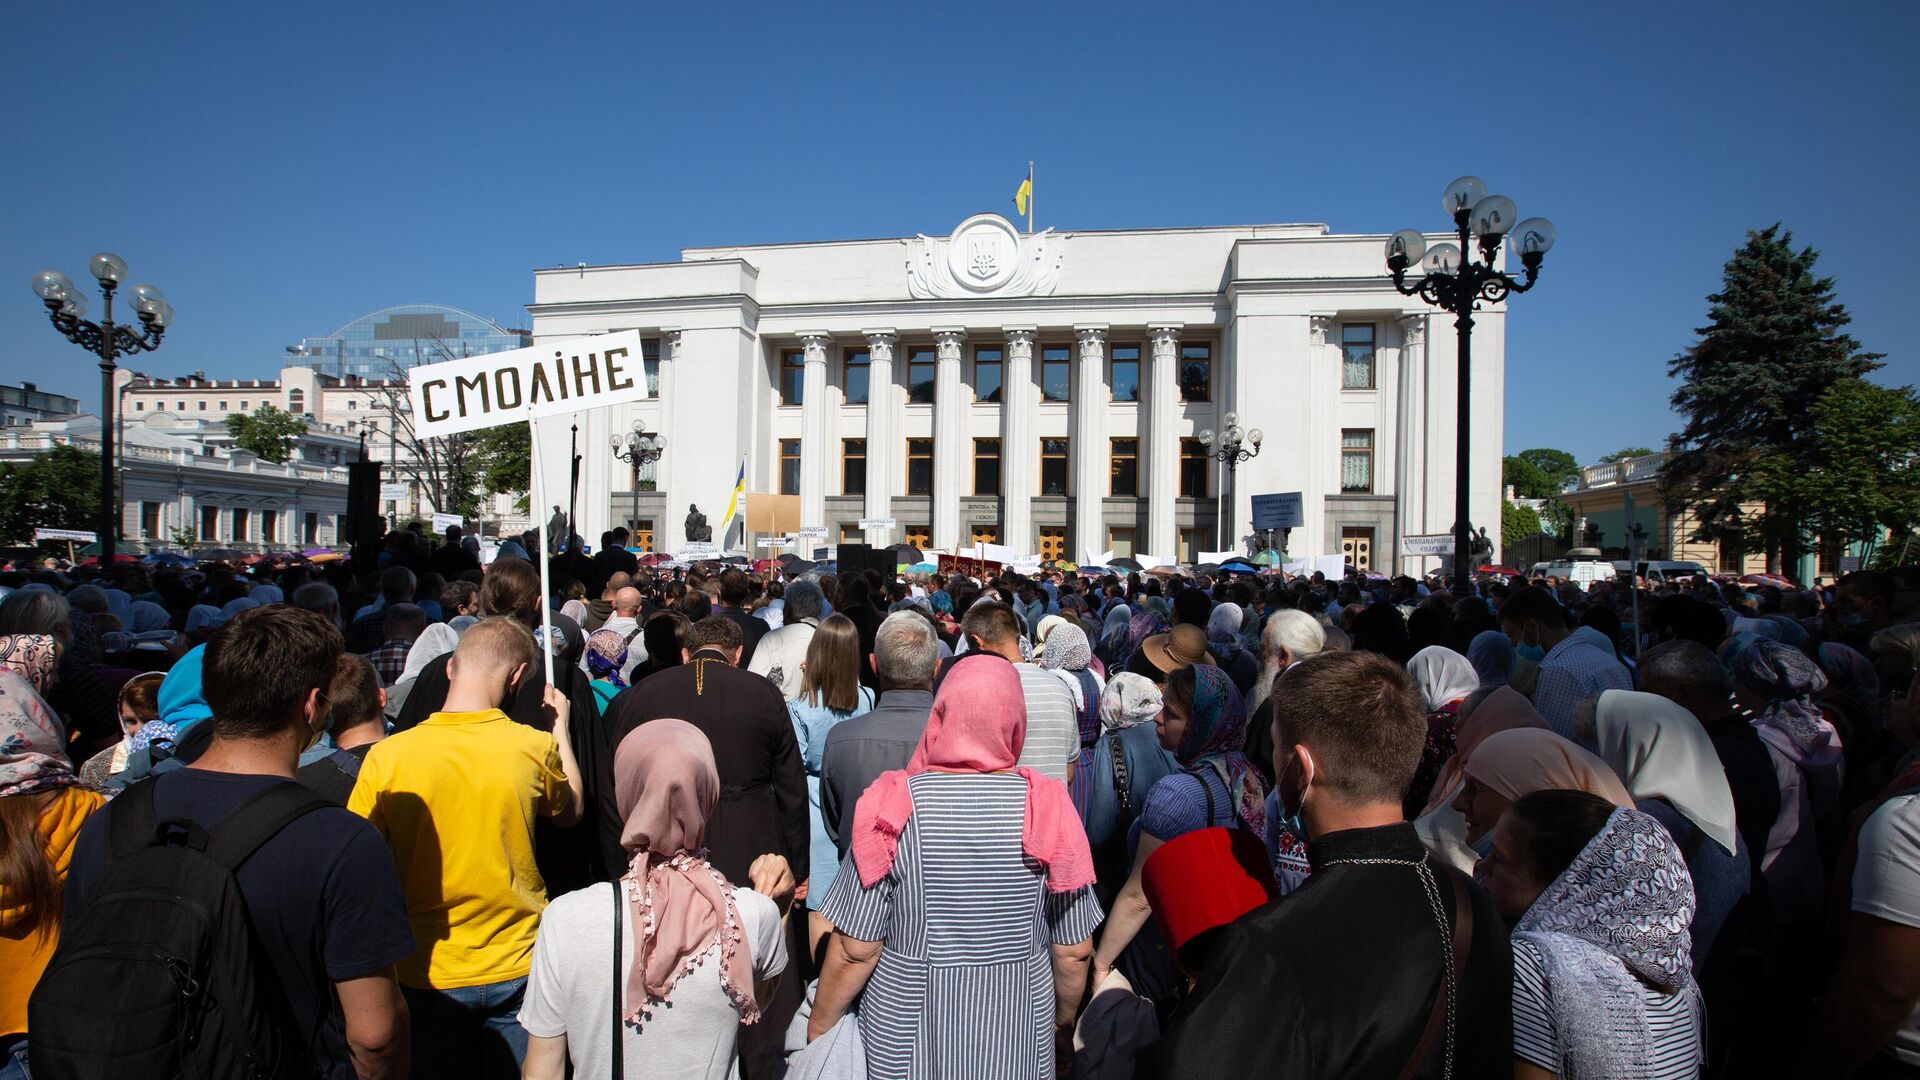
[402,975,529,1080]
[0,1036,29,1080]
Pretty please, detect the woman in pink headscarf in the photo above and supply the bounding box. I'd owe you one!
[806,655,1103,1079]
[518,719,790,1080]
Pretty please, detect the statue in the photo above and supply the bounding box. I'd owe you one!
[685,504,712,543]
[545,506,567,554]
[1471,526,1495,566]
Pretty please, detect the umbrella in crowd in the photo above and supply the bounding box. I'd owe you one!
[885,544,923,563]
[1109,557,1144,572]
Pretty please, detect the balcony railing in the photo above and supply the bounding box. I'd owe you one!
[1567,451,1672,493]
[1,432,350,482]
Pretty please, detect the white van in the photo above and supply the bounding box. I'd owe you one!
[1530,549,1618,583]
[1635,560,1710,584]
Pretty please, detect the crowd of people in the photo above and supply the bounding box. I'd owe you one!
[2,518,1919,1078]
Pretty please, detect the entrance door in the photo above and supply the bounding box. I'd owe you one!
[970,525,1001,547]
[633,520,654,553]
[903,525,931,548]
[1341,527,1374,573]
[1038,527,1066,563]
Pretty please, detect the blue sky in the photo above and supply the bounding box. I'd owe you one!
[3,1,1914,464]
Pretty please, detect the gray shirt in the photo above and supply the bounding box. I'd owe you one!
[1013,664,1078,785]
[820,689,936,859]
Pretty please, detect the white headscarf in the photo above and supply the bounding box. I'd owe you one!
[1098,672,1163,733]
[1406,646,1478,712]
[1593,688,1740,857]
[385,622,462,718]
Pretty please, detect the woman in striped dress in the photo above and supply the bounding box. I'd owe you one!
[807,655,1103,1079]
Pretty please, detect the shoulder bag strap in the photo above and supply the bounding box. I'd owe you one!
[107,775,162,858]
[1396,866,1475,1080]
[612,879,625,1080]
[203,782,334,870]
[1107,737,1132,817]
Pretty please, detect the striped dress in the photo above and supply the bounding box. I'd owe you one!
[1512,937,1702,1078]
[818,771,1105,1080]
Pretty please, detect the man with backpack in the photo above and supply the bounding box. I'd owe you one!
[297,654,388,805]
[43,605,414,1079]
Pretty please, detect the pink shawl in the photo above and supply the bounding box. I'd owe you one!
[613,719,758,1025]
[850,656,1095,893]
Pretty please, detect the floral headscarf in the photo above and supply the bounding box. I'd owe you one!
[0,670,77,797]
[1514,807,1699,1079]
[1178,664,1267,835]
[1733,639,1830,752]
[0,635,60,694]
[587,628,632,690]
[1098,672,1162,733]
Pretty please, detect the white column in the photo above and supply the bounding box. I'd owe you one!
[799,333,832,555]
[658,329,681,503]
[1001,327,1037,553]
[1395,314,1428,568]
[1147,325,1181,557]
[932,328,965,551]
[863,330,897,547]
[1073,325,1108,560]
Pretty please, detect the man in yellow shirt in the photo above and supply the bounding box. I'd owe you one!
[349,617,584,1079]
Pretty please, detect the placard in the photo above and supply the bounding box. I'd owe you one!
[33,529,97,543]
[430,513,463,533]
[408,329,649,437]
[858,518,896,530]
[379,483,409,502]
[1840,556,1863,573]
[797,526,828,539]
[1250,492,1304,531]
[1401,534,1456,556]
[677,542,722,560]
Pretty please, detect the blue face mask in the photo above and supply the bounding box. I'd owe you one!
[1516,642,1547,663]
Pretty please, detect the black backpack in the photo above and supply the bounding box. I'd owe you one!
[29,778,331,1080]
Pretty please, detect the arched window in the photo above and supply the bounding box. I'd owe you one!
[288,389,305,415]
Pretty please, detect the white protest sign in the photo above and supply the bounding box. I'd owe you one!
[756,538,787,549]
[1199,550,1240,565]
[1249,492,1304,530]
[408,330,649,438]
[1135,553,1166,571]
[858,518,896,531]
[430,513,463,533]
[797,526,829,539]
[379,483,409,502]
[1314,555,1348,579]
[1401,534,1455,556]
[34,528,97,543]
[678,543,723,561]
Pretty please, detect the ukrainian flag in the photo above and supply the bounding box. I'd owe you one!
[722,457,746,525]
[1014,174,1032,217]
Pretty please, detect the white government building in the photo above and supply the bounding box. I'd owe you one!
[529,213,1506,572]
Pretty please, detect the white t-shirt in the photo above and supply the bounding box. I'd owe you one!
[1852,792,1920,1065]
[519,881,788,1080]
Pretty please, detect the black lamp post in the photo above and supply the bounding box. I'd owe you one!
[1385,177,1554,595]
[610,423,664,531]
[1197,413,1262,555]
[30,256,172,567]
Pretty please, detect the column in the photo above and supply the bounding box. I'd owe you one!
[932,328,965,551]
[658,329,681,503]
[1001,327,1037,553]
[1395,315,1427,567]
[863,330,897,548]
[799,332,832,555]
[1073,325,1108,560]
[1146,324,1181,558]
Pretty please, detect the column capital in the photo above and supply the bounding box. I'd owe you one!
[862,328,898,346]
[1396,313,1426,346]
[1149,324,1182,355]
[799,331,833,359]
[1004,327,1037,358]
[933,328,966,358]
[1309,315,1336,346]
[1074,324,1109,351]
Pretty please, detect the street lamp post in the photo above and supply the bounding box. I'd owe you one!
[610,422,664,536]
[1197,413,1263,556]
[1385,177,1554,595]
[30,256,172,567]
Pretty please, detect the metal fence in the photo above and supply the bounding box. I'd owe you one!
[1505,533,1568,571]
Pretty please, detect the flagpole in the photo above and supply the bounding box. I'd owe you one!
[1027,161,1034,235]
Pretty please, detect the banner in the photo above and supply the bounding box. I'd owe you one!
[430,513,463,533]
[1401,534,1456,556]
[1249,492,1304,530]
[34,529,97,543]
[937,553,1003,578]
[408,330,649,437]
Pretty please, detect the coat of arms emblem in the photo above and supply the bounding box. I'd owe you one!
[966,235,998,280]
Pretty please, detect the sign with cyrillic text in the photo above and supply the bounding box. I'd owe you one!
[408,330,649,437]
[1401,534,1456,556]
[34,529,97,543]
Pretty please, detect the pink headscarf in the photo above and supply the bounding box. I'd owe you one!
[850,656,1095,892]
[1422,686,1549,816]
[613,719,758,1026]
[0,635,60,694]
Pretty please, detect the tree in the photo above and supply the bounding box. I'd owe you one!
[1503,448,1578,539]
[1502,501,1544,548]
[1599,447,1655,463]
[471,423,532,515]
[1747,378,1920,563]
[0,445,101,546]
[226,405,308,463]
[354,342,490,521]
[1663,224,1883,570]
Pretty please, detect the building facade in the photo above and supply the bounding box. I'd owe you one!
[526,214,1506,568]
[290,304,531,380]
[0,382,81,428]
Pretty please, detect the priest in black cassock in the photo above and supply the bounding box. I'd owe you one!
[1145,650,1512,1080]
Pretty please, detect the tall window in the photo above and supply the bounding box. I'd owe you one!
[288,389,304,414]
[1179,438,1209,498]
[232,508,250,542]
[1110,438,1138,496]
[844,349,870,404]
[643,338,661,397]
[200,505,218,540]
[1179,344,1212,402]
[1042,346,1071,403]
[843,439,866,495]
[1110,345,1140,402]
[1109,526,1137,558]
[1341,429,1375,493]
[1040,438,1070,496]
[908,348,936,404]
[261,510,278,545]
[974,438,1002,495]
[907,440,934,495]
[779,438,801,495]
[780,350,805,405]
[1342,324,1376,389]
[974,347,1003,403]
[140,502,160,539]
[304,511,319,545]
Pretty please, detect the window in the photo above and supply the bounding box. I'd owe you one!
[843,439,866,495]
[643,338,661,398]
[1110,438,1138,497]
[140,502,160,539]
[232,508,249,542]
[304,511,319,545]
[200,505,218,540]
[1040,438,1070,496]
[1341,429,1375,493]
[780,350,805,406]
[904,525,931,548]
[974,347,1003,403]
[1342,324,1376,389]
[197,401,207,411]
[974,438,1002,495]
[175,400,185,411]
[841,523,864,545]
[1179,344,1212,402]
[347,400,357,411]
[1180,438,1210,498]
[1109,526,1137,559]
[288,389,304,414]
[240,400,250,410]
[779,439,801,495]
[907,439,933,495]
[1038,527,1067,563]
[970,525,1001,547]
[1179,529,1205,564]
[844,349,870,404]
[134,401,144,412]
[261,510,278,544]
[908,348,936,404]
[1042,346,1071,403]
[218,400,227,411]
[1110,345,1140,402]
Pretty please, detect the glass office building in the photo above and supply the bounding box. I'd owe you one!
[293,304,530,379]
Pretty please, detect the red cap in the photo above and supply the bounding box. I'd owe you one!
[1142,827,1278,969]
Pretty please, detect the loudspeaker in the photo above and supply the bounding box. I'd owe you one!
[835,542,894,579]
[344,461,383,556]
